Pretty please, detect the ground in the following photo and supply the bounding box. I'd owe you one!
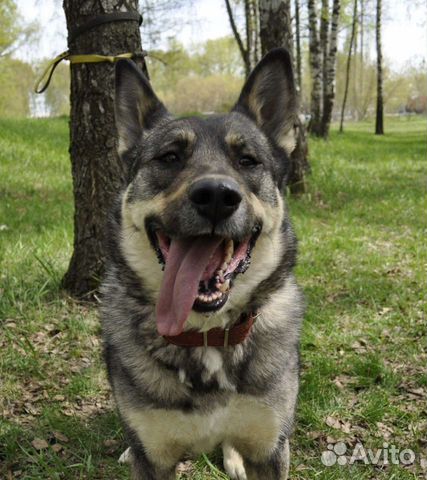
[0,116,426,479]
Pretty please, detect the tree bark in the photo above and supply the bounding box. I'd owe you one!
[259,0,310,194]
[294,0,302,92]
[308,0,322,136]
[320,0,340,138]
[259,0,292,55]
[359,0,365,119]
[245,0,260,70]
[62,0,145,298]
[352,6,359,120]
[320,0,329,129]
[339,0,357,133]
[375,0,384,135]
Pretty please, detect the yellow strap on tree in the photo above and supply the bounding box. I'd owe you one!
[34,51,135,94]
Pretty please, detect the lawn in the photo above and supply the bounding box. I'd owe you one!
[0,116,426,479]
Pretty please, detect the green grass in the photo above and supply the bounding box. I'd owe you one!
[1,115,426,479]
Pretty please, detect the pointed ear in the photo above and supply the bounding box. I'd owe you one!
[115,59,169,154]
[233,48,298,155]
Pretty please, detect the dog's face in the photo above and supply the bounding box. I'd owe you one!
[115,49,297,336]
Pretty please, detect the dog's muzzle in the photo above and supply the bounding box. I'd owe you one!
[188,177,242,226]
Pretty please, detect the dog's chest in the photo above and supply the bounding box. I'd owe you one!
[125,392,280,462]
[180,347,236,391]
[123,348,281,462]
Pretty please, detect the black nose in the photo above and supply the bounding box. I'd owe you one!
[189,178,242,224]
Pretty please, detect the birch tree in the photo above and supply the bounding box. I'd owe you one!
[308,0,341,138]
[339,0,358,133]
[375,0,384,134]
[294,0,302,91]
[320,0,340,137]
[308,0,322,135]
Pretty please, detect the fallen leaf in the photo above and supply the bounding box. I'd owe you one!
[326,416,341,429]
[53,431,69,443]
[31,438,48,450]
[51,444,63,453]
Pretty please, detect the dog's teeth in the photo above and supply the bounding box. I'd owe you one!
[224,239,234,263]
[218,279,230,293]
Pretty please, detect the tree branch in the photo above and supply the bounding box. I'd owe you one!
[224,0,249,74]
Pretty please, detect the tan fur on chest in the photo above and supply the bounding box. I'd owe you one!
[122,394,281,468]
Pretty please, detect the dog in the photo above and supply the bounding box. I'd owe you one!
[101,48,304,480]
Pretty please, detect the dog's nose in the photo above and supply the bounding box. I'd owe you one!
[189,178,242,223]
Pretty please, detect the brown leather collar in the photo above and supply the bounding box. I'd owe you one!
[163,312,257,347]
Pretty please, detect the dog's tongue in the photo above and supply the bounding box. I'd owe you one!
[156,236,223,336]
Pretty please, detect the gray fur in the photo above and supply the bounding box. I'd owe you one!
[101,49,304,479]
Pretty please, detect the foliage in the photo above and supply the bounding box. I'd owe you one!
[0,0,39,58]
[147,37,243,114]
[0,116,426,478]
[0,0,20,56]
[0,57,35,117]
[159,74,243,114]
[0,0,40,117]
[335,53,427,119]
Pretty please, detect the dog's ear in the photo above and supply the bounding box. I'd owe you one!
[233,48,298,155]
[115,59,169,154]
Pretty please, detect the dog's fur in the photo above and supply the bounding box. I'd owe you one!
[101,48,304,480]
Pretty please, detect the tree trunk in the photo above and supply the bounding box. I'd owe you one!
[245,0,260,70]
[308,0,322,136]
[225,0,250,77]
[252,0,261,66]
[359,0,365,119]
[320,0,340,138]
[294,0,302,92]
[339,0,357,133]
[245,0,253,69]
[320,0,329,130]
[375,0,384,135]
[352,7,359,120]
[259,0,310,194]
[288,116,310,194]
[62,0,145,298]
[259,0,292,55]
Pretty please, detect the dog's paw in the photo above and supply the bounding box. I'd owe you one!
[118,447,132,464]
[176,460,194,476]
[222,443,247,480]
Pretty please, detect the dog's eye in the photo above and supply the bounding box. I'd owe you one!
[159,152,179,163]
[239,155,260,168]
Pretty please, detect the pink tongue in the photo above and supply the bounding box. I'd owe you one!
[156,236,223,336]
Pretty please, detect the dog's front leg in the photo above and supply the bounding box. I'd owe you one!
[123,425,177,480]
[126,444,176,480]
[242,439,290,480]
